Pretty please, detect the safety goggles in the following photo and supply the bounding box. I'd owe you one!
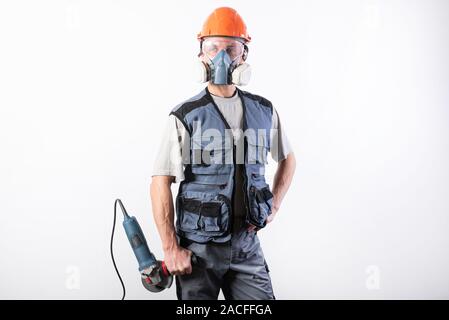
[201,37,245,61]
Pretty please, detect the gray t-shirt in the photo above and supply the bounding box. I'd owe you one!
[152,91,292,183]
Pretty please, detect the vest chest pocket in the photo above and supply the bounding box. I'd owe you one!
[246,135,269,165]
[177,195,231,236]
[191,136,233,166]
[247,185,274,228]
[188,164,232,196]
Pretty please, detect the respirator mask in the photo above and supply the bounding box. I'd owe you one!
[195,37,252,86]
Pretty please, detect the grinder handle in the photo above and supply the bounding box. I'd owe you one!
[161,254,198,276]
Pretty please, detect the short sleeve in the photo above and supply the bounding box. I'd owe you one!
[270,107,293,162]
[151,114,190,183]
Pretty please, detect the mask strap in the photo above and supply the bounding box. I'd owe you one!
[197,40,204,58]
[242,43,249,61]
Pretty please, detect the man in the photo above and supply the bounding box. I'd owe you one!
[150,7,296,300]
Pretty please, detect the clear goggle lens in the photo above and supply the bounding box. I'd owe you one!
[202,37,244,61]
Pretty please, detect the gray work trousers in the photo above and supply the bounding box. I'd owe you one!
[175,228,275,300]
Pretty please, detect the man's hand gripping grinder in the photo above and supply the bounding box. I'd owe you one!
[111,199,196,299]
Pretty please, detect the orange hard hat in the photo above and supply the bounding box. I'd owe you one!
[197,7,251,43]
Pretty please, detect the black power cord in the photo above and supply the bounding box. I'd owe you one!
[111,199,127,300]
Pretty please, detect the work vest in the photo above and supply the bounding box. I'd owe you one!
[170,87,274,243]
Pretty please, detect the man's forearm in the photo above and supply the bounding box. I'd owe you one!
[150,176,179,252]
[272,152,296,212]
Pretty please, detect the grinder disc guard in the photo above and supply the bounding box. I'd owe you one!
[141,274,173,292]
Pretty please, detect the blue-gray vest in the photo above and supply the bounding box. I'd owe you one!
[170,87,274,243]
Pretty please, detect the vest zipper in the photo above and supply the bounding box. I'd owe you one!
[239,89,251,226]
[205,86,251,230]
[205,87,235,234]
[241,137,250,224]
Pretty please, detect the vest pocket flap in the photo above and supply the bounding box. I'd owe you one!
[199,202,221,217]
[182,198,221,217]
[191,164,232,175]
[191,147,232,166]
[183,198,201,213]
[260,187,273,201]
[177,195,231,235]
[247,185,273,228]
[250,186,272,204]
[246,134,269,148]
[191,137,230,150]
[247,163,266,176]
[192,175,228,186]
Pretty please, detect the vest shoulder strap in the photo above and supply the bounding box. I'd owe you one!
[237,88,274,116]
[169,89,210,134]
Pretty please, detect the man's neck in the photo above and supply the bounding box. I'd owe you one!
[207,83,236,98]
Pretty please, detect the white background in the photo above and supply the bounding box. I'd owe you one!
[0,0,448,299]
